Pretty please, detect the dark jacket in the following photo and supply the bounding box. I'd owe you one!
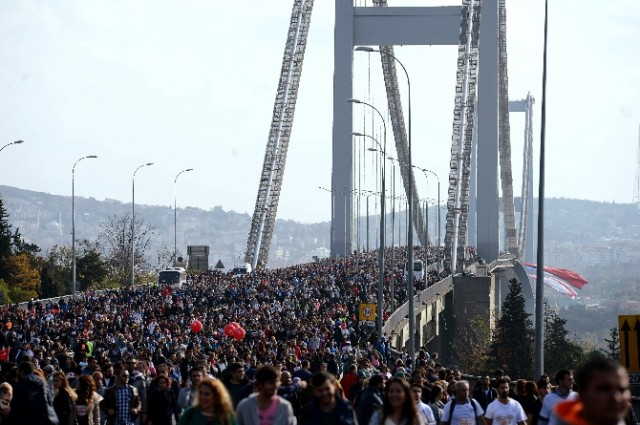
[357,386,383,425]
[53,390,76,425]
[7,373,59,425]
[146,386,179,425]
[472,386,498,411]
[221,377,252,408]
[301,396,357,425]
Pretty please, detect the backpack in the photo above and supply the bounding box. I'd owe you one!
[448,398,479,425]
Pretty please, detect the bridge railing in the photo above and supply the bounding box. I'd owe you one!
[382,275,454,335]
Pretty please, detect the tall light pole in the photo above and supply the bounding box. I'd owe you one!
[131,162,154,287]
[422,168,441,267]
[72,155,98,297]
[350,99,387,340]
[174,168,193,266]
[355,46,414,362]
[0,140,24,153]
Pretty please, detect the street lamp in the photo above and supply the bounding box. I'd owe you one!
[0,140,24,153]
[421,168,441,265]
[131,162,154,287]
[350,100,387,340]
[72,155,97,297]
[361,190,379,252]
[355,45,415,362]
[413,166,430,269]
[174,168,194,266]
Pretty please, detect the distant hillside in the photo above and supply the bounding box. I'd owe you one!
[1,185,639,272]
[0,185,330,270]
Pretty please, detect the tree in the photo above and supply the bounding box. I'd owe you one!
[12,227,41,256]
[0,196,13,279]
[544,304,584,374]
[492,279,535,379]
[603,326,620,361]
[452,314,493,375]
[39,245,72,298]
[3,253,40,301]
[76,248,108,290]
[98,213,156,285]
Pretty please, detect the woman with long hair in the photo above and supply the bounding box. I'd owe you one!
[178,377,236,425]
[52,371,78,425]
[369,377,421,425]
[74,375,101,425]
[147,375,180,425]
[428,384,445,425]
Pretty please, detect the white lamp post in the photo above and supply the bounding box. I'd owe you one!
[131,162,154,286]
[174,168,194,266]
[72,155,98,297]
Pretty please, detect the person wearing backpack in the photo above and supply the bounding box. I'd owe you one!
[441,380,487,425]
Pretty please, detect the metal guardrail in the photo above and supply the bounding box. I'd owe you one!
[382,276,454,335]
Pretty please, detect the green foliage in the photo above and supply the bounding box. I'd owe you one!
[0,196,13,278]
[492,279,535,379]
[4,253,40,300]
[452,315,493,375]
[39,246,71,298]
[603,326,620,361]
[0,278,35,304]
[76,249,108,290]
[12,227,40,256]
[544,304,587,374]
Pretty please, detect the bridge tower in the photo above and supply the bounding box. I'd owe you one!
[331,0,501,265]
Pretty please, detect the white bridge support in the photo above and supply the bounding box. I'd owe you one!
[331,1,500,262]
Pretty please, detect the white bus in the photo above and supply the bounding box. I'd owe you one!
[405,260,425,282]
[158,267,187,289]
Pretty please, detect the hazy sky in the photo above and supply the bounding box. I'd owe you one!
[1,0,638,224]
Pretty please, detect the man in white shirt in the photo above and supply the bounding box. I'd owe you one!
[539,370,579,425]
[485,378,526,425]
[411,383,436,425]
[441,380,487,425]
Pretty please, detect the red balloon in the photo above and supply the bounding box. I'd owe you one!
[232,326,245,340]
[224,324,235,337]
[190,320,203,333]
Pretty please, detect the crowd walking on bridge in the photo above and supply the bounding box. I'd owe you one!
[0,249,633,425]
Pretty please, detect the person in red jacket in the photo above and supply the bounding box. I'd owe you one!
[340,364,358,402]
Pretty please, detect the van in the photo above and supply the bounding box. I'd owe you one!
[158,267,187,289]
[231,262,252,275]
[404,260,425,282]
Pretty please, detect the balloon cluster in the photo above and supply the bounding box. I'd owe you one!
[190,319,246,340]
[223,322,246,340]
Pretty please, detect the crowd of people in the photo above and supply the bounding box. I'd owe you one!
[0,247,634,425]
